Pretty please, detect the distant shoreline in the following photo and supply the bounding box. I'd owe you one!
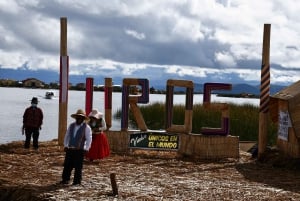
[217,93,259,99]
[0,86,261,97]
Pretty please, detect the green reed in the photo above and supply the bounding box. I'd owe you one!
[115,102,277,145]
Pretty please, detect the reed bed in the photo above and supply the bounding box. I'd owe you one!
[1,140,300,200]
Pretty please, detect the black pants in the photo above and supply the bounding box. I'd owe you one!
[62,149,85,184]
[24,128,40,149]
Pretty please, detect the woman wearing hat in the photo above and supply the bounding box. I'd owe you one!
[60,109,92,185]
[86,108,110,161]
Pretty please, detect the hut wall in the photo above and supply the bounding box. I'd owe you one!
[277,128,300,158]
[276,100,300,158]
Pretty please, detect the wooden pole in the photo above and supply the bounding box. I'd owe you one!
[110,173,118,196]
[58,17,69,145]
[258,24,271,159]
[85,77,94,116]
[105,78,112,130]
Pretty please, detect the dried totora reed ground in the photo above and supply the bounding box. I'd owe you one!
[1,140,300,201]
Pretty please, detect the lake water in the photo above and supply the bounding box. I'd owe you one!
[0,87,259,144]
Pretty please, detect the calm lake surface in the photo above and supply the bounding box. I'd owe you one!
[0,87,259,144]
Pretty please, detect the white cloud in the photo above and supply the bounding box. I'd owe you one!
[125,29,145,40]
[172,17,204,42]
[165,65,208,78]
[0,50,25,68]
[0,1,20,14]
[270,68,299,84]
[215,51,236,67]
[0,0,299,86]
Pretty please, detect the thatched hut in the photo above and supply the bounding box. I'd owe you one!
[269,80,300,158]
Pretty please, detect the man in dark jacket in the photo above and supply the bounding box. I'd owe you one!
[22,97,43,149]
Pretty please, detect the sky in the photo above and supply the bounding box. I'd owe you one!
[0,0,300,85]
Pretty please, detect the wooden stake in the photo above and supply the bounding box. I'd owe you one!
[110,173,118,196]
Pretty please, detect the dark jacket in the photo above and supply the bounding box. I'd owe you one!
[23,106,43,129]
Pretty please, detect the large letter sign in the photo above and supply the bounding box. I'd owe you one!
[120,78,232,137]
[121,78,149,131]
[165,79,194,133]
[201,83,232,136]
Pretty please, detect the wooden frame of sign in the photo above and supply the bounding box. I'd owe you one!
[165,79,193,134]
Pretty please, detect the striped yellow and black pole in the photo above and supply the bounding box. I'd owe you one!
[258,24,271,158]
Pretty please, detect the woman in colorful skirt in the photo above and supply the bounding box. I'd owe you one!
[86,109,110,161]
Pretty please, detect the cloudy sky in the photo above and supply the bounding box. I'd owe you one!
[0,0,300,85]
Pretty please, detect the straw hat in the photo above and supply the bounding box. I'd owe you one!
[71,109,89,120]
[88,109,103,119]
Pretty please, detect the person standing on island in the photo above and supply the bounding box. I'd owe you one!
[60,109,92,185]
[86,109,110,161]
[22,97,43,149]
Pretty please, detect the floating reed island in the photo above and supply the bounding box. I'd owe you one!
[1,140,300,201]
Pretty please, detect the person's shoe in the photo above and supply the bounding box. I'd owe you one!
[72,182,81,185]
[59,180,69,185]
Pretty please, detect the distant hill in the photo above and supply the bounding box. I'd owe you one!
[0,68,60,83]
[228,84,286,95]
[0,68,123,85]
[0,67,287,95]
[144,83,286,95]
[193,83,286,95]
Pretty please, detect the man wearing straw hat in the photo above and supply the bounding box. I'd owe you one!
[60,109,92,185]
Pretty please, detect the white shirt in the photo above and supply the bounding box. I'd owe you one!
[64,122,92,151]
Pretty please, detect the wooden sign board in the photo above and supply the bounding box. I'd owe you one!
[129,132,179,150]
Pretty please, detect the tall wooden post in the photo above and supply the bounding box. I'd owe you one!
[85,77,94,116]
[258,24,271,158]
[58,17,69,145]
[105,78,112,130]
